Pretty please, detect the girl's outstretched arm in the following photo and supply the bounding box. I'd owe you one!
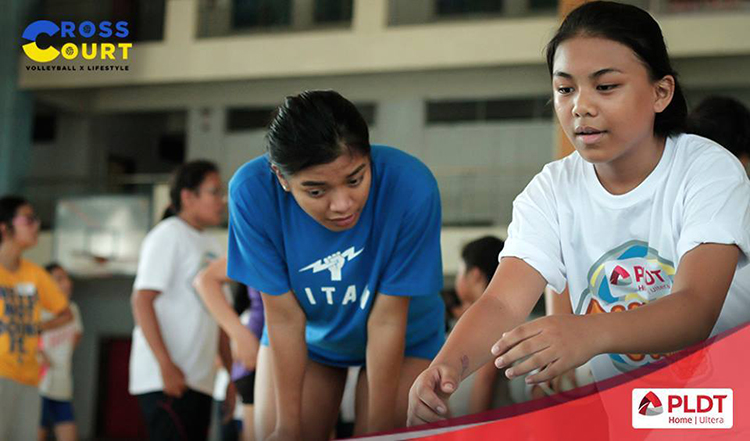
[407,257,546,426]
[493,243,739,384]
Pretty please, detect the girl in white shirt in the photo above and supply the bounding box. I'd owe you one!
[129,160,231,441]
[408,1,750,425]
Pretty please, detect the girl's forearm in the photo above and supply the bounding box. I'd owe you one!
[366,320,405,431]
[131,291,172,367]
[266,311,307,432]
[591,288,719,356]
[432,294,527,382]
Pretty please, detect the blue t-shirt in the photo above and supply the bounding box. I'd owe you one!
[227,145,445,366]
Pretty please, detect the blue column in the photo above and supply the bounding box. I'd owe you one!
[0,1,38,196]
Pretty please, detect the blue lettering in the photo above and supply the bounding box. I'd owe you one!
[60,21,76,38]
[99,21,113,38]
[78,20,96,38]
[115,21,129,38]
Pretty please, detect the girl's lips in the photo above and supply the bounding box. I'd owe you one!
[331,213,357,227]
[576,131,606,144]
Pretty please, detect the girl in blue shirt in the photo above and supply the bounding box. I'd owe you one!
[226,90,445,439]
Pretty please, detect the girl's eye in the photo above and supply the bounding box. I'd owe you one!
[556,86,573,95]
[348,176,363,186]
[307,189,325,198]
[597,84,619,91]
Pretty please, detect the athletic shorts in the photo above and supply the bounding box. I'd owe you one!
[40,397,75,429]
[136,389,212,441]
[233,372,256,405]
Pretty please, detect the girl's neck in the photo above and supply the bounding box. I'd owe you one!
[594,135,666,195]
[0,242,23,273]
[177,212,205,232]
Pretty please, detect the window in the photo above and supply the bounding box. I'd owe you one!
[426,97,552,124]
[314,0,353,24]
[436,0,504,17]
[227,107,277,132]
[227,102,376,132]
[33,114,57,142]
[233,0,292,29]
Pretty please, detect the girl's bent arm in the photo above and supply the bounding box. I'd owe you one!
[194,258,245,338]
[493,243,739,384]
[599,243,737,354]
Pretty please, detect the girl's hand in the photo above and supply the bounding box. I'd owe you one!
[407,364,457,426]
[232,328,260,371]
[491,315,602,384]
[159,360,188,397]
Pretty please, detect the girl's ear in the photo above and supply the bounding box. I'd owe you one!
[271,165,291,192]
[0,223,12,243]
[653,75,675,114]
[180,187,197,211]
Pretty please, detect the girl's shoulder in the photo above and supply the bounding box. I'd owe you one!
[229,154,273,197]
[143,217,184,246]
[18,258,48,279]
[371,145,438,194]
[671,133,747,180]
[528,150,587,191]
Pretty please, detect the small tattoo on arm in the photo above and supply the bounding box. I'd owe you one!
[460,355,469,377]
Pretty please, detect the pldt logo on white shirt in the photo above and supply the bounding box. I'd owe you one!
[299,246,364,281]
[579,241,676,373]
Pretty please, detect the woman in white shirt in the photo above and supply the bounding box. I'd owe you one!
[129,160,231,441]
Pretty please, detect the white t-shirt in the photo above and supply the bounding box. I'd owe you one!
[39,302,83,400]
[500,134,750,382]
[128,217,224,396]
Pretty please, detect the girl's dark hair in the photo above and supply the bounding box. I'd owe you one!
[545,1,687,137]
[0,195,30,244]
[45,262,64,273]
[686,96,750,159]
[461,236,505,283]
[266,90,371,176]
[162,160,219,220]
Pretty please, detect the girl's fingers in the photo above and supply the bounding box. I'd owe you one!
[506,347,556,379]
[526,360,563,384]
[495,335,548,370]
[491,324,542,358]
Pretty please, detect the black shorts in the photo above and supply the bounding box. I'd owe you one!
[136,389,212,441]
[233,372,256,405]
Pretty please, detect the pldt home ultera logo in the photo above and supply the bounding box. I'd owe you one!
[632,389,733,429]
[22,20,132,70]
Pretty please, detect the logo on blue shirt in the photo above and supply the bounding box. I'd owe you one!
[299,246,365,281]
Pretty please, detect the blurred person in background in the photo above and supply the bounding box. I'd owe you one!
[38,263,83,441]
[686,96,750,168]
[129,160,232,441]
[0,196,72,440]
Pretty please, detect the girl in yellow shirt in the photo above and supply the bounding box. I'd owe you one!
[0,195,71,440]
